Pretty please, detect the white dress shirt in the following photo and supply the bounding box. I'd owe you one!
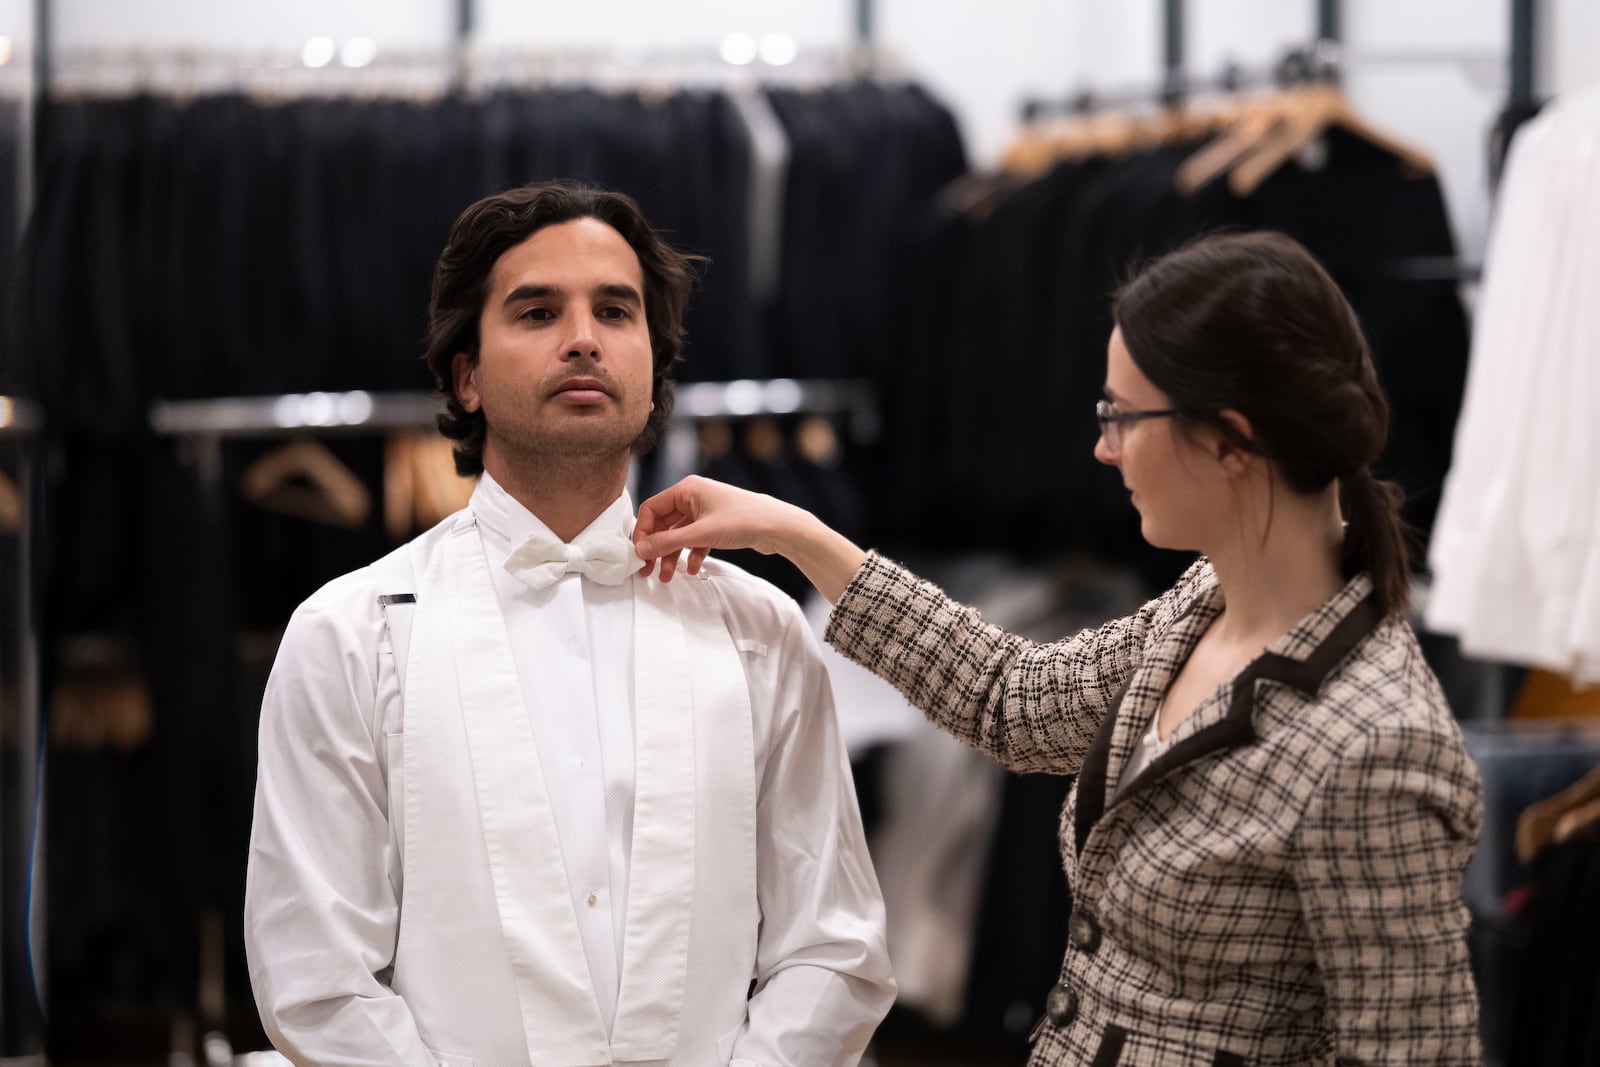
[244,475,894,1065]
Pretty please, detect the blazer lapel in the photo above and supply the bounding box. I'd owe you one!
[607,574,701,1060]
[1111,574,1386,813]
[1074,590,1221,856]
[439,522,611,1062]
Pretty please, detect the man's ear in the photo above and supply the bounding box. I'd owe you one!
[1215,409,1257,477]
[452,353,480,413]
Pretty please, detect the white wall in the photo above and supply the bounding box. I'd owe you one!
[475,0,848,49]
[1546,0,1600,99]
[50,0,449,50]
[37,0,1600,262]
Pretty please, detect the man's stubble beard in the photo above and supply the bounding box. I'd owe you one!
[484,402,652,480]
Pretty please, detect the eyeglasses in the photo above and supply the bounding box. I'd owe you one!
[1096,399,1179,455]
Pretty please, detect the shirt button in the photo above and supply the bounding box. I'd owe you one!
[587,893,598,907]
[1069,910,1102,953]
[1046,982,1077,1026]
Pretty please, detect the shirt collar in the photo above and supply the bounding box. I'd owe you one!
[470,470,635,547]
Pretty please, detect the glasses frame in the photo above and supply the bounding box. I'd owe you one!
[1095,399,1180,455]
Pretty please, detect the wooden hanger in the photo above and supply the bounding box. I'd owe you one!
[241,438,372,528]
[0,469,22,534]
[1226,84,1434,197]
[1516,760,1600,864]
[1174,97,1289,195]
[411,434,473,531]
[383,432,417,543]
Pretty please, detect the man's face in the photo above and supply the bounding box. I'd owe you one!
[453,218,654,470]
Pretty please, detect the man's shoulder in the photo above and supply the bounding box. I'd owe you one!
[289,510,468,630]
[689,556,809,644]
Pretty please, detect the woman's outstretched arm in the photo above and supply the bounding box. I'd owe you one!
[634,475,868,602]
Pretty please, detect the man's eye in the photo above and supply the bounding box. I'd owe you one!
[522,307,554,322]
[598,306,631,321]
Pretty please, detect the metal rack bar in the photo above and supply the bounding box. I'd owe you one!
[0,397,43,439]
[150,380,879,439]
[150,391,442,439]
[1509,0,1538,107]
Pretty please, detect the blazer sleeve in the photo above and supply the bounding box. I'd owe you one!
[823,551,1203,775]
[1289,721,1485,1066]
[245,590,438,1066]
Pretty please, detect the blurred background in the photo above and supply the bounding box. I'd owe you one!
[1,1,1599,1064]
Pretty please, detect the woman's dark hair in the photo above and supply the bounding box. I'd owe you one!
[423,180,704,475]
[1112,231,1415,617]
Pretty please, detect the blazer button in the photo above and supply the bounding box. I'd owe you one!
[1069,910,1102,953]
[1046,982,1078,1026]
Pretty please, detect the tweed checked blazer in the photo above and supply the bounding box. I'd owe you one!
[826,553,1484,1067]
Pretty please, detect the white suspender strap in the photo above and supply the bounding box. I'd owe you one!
[371,541,418,696]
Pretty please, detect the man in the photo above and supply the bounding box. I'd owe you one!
[245,181,894,1066]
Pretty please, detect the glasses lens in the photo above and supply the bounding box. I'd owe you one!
[1096,402,1117,453]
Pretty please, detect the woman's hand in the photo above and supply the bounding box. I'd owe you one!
[633,476,796,581]
[633,475,868,601]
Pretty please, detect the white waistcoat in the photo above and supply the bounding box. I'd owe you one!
[384,514,760,1066]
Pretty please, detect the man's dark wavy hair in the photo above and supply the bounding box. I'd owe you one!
[423,181,703,475]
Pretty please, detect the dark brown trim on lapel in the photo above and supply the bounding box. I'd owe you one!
[1079,589,1386,843]
[1074,676,1131,857]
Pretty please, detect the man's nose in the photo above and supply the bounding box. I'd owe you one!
[563,310,601,361]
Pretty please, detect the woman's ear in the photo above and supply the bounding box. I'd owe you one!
[1215,409,1257,478]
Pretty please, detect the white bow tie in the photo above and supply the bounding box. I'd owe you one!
[504,529,641,592]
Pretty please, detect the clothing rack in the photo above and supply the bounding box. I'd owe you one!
[1018,44,1339,122]
[1023,0,1537,116]
[47,40,898,100]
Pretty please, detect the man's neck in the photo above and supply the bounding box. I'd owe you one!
[484,452,630,543]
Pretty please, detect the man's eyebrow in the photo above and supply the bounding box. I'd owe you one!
[502,284,558,307]
[500,283,642,307]
[596,283,642,306]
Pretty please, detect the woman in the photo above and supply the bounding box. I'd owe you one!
[633,231,1484,1065]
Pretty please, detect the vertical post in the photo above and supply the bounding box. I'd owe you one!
[1509,0,1537,108]
[1162,0,1185,105]
[1317,0,1341,44]
[857,0,875,47]
[30,0,48,218]
[1163,0,1184,77]
[455,0,474,93]
[32,0,48,95]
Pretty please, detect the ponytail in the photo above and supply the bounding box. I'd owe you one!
[1340,468,1416,618]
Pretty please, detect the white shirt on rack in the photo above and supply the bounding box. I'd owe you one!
[1427,87,1600,684]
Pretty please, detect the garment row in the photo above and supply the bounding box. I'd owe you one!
[12,82,966,439]
[1427,86,1600,685]
[876,127,1470,587]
